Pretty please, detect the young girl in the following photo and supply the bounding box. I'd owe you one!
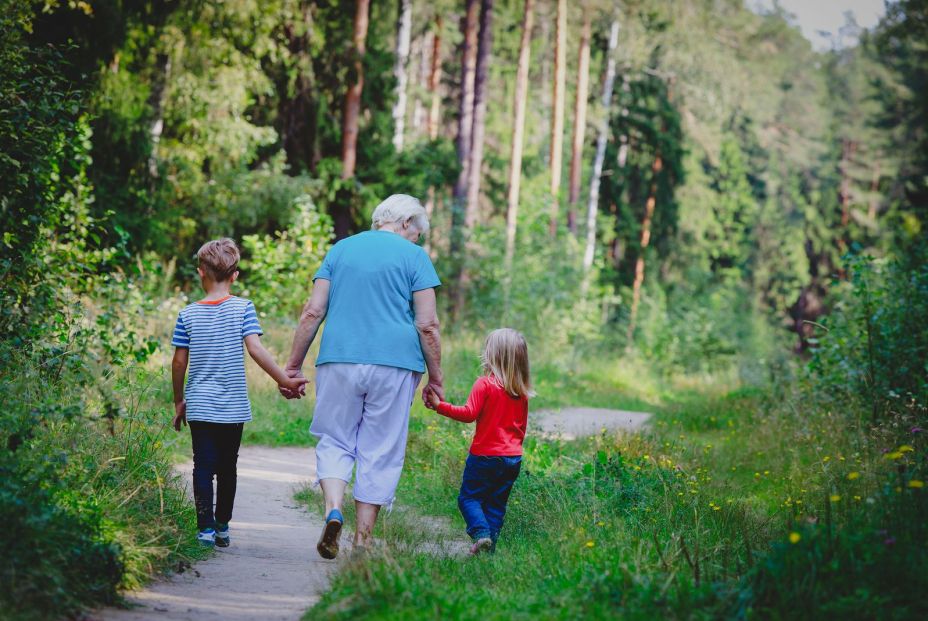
[425,328,534,555]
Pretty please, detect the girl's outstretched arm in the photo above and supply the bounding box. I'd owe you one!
[434,378,489,423]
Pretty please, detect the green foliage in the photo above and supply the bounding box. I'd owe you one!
[746,456,928,620]
[240,195,334,316]
[0,343,206,620]
[810,250,928,414]
[0,7,88,341]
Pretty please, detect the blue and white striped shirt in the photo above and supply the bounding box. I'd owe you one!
[171,295,263,423]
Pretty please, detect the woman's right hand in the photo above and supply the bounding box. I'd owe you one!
[279,368,308,399]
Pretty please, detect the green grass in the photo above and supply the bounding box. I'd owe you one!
[1,355,209,621]
[304,352,927,619]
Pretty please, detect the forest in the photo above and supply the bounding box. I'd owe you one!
[1,0,926,619]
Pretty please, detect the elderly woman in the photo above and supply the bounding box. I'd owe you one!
[280,194,443,559]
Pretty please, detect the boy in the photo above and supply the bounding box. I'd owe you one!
[171,238,307,547]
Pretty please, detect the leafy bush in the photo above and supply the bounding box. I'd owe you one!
[240,195,334,316]
[0,345,205,621]
[810,250,928,415]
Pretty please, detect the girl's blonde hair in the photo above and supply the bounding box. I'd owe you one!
[482,328,535,399]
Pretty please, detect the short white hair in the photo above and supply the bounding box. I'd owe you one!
[370,194,430,233]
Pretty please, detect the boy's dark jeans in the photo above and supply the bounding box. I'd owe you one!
[189,421,244,530]
[458,454,522,543]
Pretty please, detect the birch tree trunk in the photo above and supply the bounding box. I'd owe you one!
[147,52,171,180]
[549,0,567,235]
[626,154,664,344]
[391,0,413,152]
[580,20,620,293]
[465,0,494,228]
[616,75,630,168]
[504,0,535,294]
[567,6,591,231]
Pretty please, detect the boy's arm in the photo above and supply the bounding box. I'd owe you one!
[171,348,189,431]
[245,334,309,392]
[434,379,488,424]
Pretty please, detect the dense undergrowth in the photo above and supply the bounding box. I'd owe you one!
[0,346,208,620]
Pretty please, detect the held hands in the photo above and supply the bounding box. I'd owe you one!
[422,386,442,410]
[173,400,187,432]
[279,368,309,399]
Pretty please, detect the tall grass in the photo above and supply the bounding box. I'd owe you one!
[0,349,208,620]
[304,350,926,619]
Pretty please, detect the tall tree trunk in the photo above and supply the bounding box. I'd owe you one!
[428,16,443,140]
[336,0,370,239]
[868,163,880,220]
[452,0,480,220]
[616,75,630,168]
[504,0,535,301]
[341,0,369,180]
[567,6,591,230]
[391,0,412,152]
[465,0,494,227]
[455,0,494,320]
[626,154,664,345]
[450,0,481,318]
[837,138,856,277]
[273,4,318,175]
[147,52,171,180]
[580,20,620,293]
[548,0,567,235]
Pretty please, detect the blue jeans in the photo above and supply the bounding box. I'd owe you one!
[189,421,243,529]
[457,454,522,542]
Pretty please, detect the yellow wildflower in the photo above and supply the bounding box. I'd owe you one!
[829,494,841,502]
[789,532,801,544]
[908,480,924,489]
[585,540,595,548]
[885,452,904,460]
[847,472,860,480]
[898,445,915,453]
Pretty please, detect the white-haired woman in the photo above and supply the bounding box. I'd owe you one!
[280,194,443,558]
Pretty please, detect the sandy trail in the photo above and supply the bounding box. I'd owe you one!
[532,407,652,440]
[93,446,332,621]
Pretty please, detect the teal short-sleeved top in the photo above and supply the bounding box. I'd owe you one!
[313,230,441,373]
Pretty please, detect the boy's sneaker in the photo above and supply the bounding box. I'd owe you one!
[215,523,230,548]
[317,509,344,560]
[197,528,216,547]
[469,537,493,556]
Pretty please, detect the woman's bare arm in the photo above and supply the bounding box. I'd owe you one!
[280,278,330,397]
[414,287,443,400]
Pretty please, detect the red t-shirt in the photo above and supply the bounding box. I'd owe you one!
[436,375,529,456]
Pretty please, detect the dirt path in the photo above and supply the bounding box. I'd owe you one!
[91,407,649,619]
[93,446,333,621]
[533,407,651,440]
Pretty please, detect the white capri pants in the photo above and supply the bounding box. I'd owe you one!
[311,363,422,506]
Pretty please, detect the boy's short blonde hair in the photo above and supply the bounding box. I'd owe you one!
[197,238,240,282]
